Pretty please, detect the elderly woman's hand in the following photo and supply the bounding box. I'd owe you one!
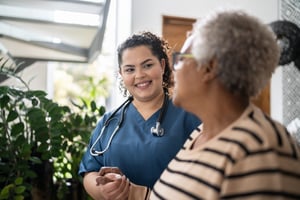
[95,167,130,200]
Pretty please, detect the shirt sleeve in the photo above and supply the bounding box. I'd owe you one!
[78,115,108,176]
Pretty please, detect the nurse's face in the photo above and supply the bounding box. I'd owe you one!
[119,45,165,102]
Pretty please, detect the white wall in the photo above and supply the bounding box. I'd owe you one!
[131,0,279,34]
[107,0,132,108]
[1,62,48,91]
[130,0,282,121]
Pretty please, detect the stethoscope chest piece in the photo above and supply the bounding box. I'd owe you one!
[150,92,168,137]
[151,122,164,137]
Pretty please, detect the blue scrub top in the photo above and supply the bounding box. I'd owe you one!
[79,98,200,188]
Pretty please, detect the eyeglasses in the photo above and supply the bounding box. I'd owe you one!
[172,52,195,71]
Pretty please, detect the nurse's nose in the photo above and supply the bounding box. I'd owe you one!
[135,66,146,78]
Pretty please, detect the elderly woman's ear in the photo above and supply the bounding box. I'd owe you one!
[201,59,218,81]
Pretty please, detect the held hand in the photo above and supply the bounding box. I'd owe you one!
[96,174,130,200]
[98,166,123,176]
[96,173,122,185]
[97,167,123,185]
[95,167,130,200]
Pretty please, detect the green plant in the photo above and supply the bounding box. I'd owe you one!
[53,62,109,199]
[0,80,68,199]
[53,98,105,199]
[0,56,106,199]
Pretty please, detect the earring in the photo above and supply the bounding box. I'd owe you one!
[118,78,128,97]
[162,81,168,88]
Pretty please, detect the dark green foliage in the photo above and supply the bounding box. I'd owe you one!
[0,57,106,199]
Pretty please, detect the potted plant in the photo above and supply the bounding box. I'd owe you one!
[0,55,106,199]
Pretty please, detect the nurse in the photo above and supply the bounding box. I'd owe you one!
[78,31,201,200]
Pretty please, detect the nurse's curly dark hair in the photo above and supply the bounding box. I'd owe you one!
[117,31,172,97]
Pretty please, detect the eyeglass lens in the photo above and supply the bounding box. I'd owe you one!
[172,52,194,71]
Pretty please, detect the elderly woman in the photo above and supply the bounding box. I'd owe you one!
[150,9,300,199]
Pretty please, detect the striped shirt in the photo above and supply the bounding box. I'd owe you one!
[150,104,300,200]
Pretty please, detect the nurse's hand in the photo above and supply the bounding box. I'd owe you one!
[96,171,130,200]
[97,166,123,185]
[99,166,123,177]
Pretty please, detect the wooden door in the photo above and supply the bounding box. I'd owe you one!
[162,15,196,52]
[162,15,270,115]
[251,82,270,114]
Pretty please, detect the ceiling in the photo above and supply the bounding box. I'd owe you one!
[0,0,111,65]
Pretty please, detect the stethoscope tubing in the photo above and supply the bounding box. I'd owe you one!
[90,96,132,156]
[89,93,168,156]
[90,124,120,156]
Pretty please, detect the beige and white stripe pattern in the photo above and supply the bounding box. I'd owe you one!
[151,104,300,200]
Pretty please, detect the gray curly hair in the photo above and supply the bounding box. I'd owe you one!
[191,9,280,97]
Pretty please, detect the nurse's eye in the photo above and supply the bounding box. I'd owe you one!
[143,63,154,69]
[123,67,135,73]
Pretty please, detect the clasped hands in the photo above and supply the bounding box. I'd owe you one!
[96,167,130,200]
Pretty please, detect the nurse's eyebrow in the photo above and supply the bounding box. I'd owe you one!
[121,64,135,69]
[140,58,154,65]
[122,58,154,68]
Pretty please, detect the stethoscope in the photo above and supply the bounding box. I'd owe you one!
[90,93,168,156]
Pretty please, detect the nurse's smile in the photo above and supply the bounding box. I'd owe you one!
[135,81,152,89]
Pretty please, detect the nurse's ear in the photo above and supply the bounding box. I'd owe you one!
[118,67,125,80]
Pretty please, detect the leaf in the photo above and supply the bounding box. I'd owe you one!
[81,98,88,108]
[26,108,47,130]
[0,94,10,108]
[18,143,31,157]
[14,195,25,200]
[0,86,9,94]
[41,152,51,160]
[11,122,24,136]
[9,88,25,97]
[27,108,45,122]
[45,102,60,115]
[98,106,106,116]
[14,177,23,185]
[51,146,61,157]
[62,105,71,113]
[25,90,47,98]
[38,141,50,152]
[31,98,39,106]
[25,170,37,179]
[74,115,82,125]
[91,100,97,112]
[29,156,42,164]
[15,136,26,148]
[0,184,14,199]
[7,110,18,122]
